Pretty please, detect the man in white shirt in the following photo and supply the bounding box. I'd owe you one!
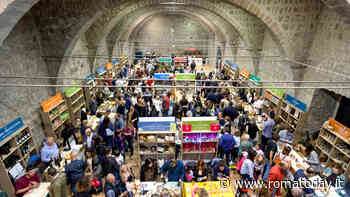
[253,96,264,115]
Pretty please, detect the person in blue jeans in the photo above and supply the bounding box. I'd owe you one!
[263,135,279,181]
[219,128,236,166]
[65,151,86,193]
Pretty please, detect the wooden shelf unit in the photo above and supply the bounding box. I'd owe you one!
[278,100,307,136]
[0,124,38,197]
[264,89,284,116]
[83,78,96,112]
[40,96,70,138]
[138,131,176,162]
[65,88,85,127]
[315,120,350,176]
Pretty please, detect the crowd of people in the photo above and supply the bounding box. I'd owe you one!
[12,58,350,197]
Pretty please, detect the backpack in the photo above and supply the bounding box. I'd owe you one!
[236,156,246,173]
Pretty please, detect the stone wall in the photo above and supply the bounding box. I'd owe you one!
[0,13,53,146]
[300,6,350,105]
[302,89,340,138]
[132,13,213,57]
[57,34,91,92]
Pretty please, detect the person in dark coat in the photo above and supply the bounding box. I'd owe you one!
[75,176,92,197]
[65,151,87,193]
[102,147,120,180]
[160,159,185,182]
[223,102,239,121]
[213,161,230,181]
[219,128,236,165]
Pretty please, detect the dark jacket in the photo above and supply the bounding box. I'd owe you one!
[223,106,239,121]
[104,183,122,197]
[219,134,236,152]
[160,160,185,181]
[294,169,314,194]
[194,168,208,182]
[102,156,120,179]
[213,165,230,180]
[65,160,87,186]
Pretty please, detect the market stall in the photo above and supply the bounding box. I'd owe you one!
[138,117,177,164]
[175,73,196,105]
[154,73,174,96]
[174,57,188,72]
[0,118,38,196]
[132,181,182,197]
[223,60,239,80]
[316,118,350,175]
[248,73,262,96]
[64,87,85,127]
[278,94,308,143]
[181,117,220,161]
[40,93,70,138]
[82,74,96,112]
[263,87,285,115]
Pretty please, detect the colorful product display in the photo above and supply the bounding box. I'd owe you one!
[183,182,234,197]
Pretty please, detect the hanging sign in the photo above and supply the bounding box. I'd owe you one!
[240,69,250,79]
[231,63,238,71]
[174,57,187,63]
[250,74,261,85]
[154,73,171,80]
[270,88,284,98]
[284,94,307,112]
[96,66,106,75]
[106,62,113,70]
[225,60,231,66]
[0,117,25,144]
[85,74,95,84]
[112,59,118,65]
[138,117,175,132]
[328,118,350,139]
[65,86,81,97]
[176,73,195,80]
[42,93,63,112]
[157,57,172,63]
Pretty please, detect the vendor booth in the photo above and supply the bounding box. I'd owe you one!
[181,117,219,161]
[278,94,308,142]
[138,117,177,165]
[174,57,188,73]
[82,74,96,112]
[0,118,38,196]
[64,87,85,128]
[174,73,196,105]
[223,60,239,80]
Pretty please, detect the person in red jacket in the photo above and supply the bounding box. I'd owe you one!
[267,160,288,197]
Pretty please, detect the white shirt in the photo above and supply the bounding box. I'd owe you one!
[253,99,264,109]
[233,136,240,148]
[131,97,137,106]
[153,99,162,112]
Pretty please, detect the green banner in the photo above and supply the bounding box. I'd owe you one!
[250,74,261,85]
[183,120,219,131]
[270,88,284,98]
[65,87,81,97]
[176,74,196,80]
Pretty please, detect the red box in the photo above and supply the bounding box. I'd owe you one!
[210,123,220,131]
[183,124,192,132]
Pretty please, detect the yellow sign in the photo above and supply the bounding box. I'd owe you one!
[183,182,234,197]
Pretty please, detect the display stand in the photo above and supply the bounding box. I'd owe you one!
[64,87,85,127]
[278,94,308,143]
[138,117,177,164]
[175,73,196,105]
[248,74,262,96]
[40,93,70,138]
[0,118,38,196]
[315,118,350,176]
[181,117,219,161]
[223,60,239,80]
[174,57,188,72]
[83,74,96,112]
[154,73,173,96]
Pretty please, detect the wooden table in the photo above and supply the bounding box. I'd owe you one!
[23,182,50,197]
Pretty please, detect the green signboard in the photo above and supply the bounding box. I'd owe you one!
[270,88,284,98]
[157,57,172,63]
[183,120,219,131]
[176,74,196,80]
[249,74,261,85]
[65,86,81,97]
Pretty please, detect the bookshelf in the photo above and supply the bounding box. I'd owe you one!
[65,87,85,127]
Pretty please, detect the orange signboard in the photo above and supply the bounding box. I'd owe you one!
[329,118,350,139]
[106,62,113,70]
[41,93,63,112]
[240,69,250,78]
